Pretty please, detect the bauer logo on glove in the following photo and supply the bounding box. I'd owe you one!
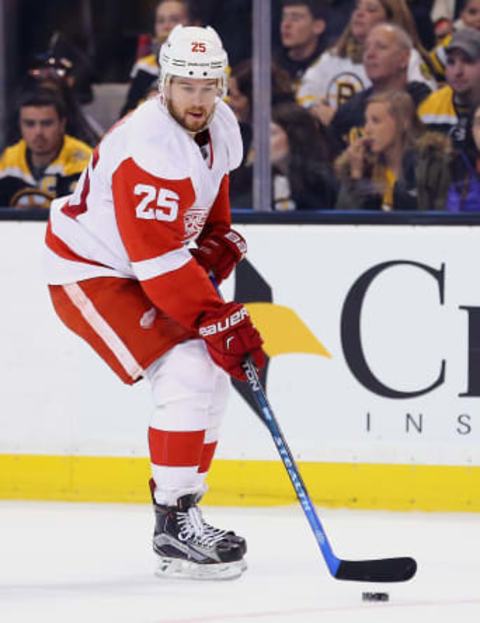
[198,302,266,380]
[198,306,248,337]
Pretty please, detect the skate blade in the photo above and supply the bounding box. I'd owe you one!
[155,556,247,580]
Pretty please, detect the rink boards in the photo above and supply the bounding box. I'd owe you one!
[1,220,480,510]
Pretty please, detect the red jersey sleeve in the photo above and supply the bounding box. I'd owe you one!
[112,157,223,329]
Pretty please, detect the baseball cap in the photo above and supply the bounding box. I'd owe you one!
[446,28,480,61]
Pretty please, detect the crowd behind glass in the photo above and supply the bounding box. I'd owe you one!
[1,0,480,213]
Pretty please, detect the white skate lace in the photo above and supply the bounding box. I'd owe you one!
[177,506,228,548]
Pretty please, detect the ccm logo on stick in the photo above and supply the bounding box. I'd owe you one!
[199,308,249,336]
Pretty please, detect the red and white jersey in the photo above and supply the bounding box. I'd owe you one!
[45,96,243,330]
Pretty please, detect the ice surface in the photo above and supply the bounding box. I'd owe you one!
[0,501,479,623]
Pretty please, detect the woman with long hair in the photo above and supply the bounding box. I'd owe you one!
[270,101,337,210]
[298,0,436,125]
[228,60,296,207]
[335,89,451,210]
[230,102,336,210]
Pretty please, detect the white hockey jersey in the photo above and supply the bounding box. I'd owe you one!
[297,48,436,111]
[45,96,243,330]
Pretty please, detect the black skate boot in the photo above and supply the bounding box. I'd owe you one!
[150,485,247,580]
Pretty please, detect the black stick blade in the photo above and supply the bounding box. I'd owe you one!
[336,557,417,582]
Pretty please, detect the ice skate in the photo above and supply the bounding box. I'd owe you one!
[152,493,247,580]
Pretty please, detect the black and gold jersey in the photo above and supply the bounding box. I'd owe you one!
[418,85,471,149]
[0,135,91,209]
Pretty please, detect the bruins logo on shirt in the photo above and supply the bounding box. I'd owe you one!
[10,187,54,209]
[327,72,366,109]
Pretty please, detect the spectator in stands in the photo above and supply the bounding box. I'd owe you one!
[228,59,295,159]
[270,102,337,209]
[335,90,451,211]
[430,0,480,78]
[298,0,436,124]
[329,23,432,152]
[231,102,336,210]
[6,55,102,148]
[275,0,328,95]
[0,89,91,209]
[446,100,480,210]
[29,55,102,146]
[458,0,480,28]
[419,28,480,151]
[120,0,192,116]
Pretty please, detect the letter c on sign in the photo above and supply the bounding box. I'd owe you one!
[341,261,446,399]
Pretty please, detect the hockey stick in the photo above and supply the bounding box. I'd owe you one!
[242,357,417,583]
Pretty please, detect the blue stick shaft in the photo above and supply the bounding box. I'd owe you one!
[207,276,416,582]
[208,275,340,575]
[242,358,340,577]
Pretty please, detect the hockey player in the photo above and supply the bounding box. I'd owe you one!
[44,24,265,580]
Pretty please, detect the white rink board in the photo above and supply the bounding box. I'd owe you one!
[1,221,480,466]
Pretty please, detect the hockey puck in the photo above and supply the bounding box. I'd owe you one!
[362,592,389,602]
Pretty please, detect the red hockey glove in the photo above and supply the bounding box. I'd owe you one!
[191,228,247,283]
[198,302,266,380]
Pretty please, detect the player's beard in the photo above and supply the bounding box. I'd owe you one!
[167,100,215,133]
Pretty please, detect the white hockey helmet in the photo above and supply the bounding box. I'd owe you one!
[159,24,228,98]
